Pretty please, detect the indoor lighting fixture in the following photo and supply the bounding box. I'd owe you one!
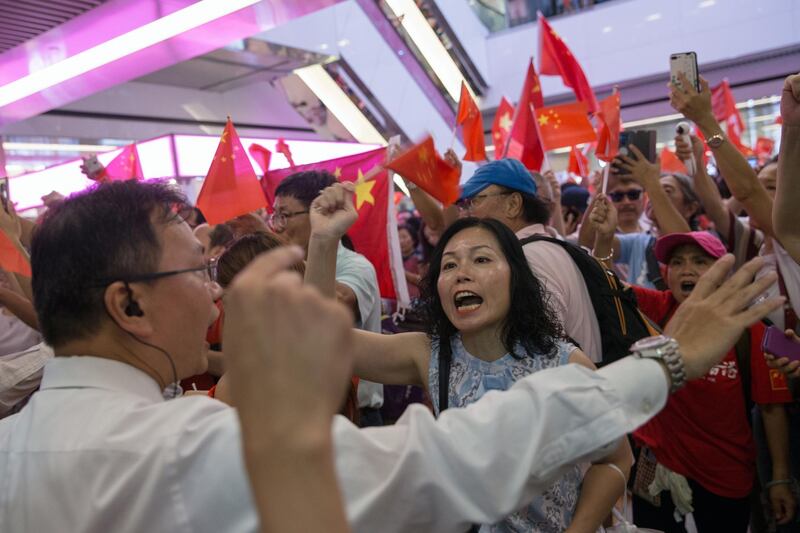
[2,142,118,153]
[294,64,387,146]
[0,0,261,108]
[384,0,475,103]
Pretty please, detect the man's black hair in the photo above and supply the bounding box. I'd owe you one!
[31,180,188,347]
[274,170,337,208]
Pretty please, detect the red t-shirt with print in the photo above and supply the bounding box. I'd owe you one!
[632,287,792,498]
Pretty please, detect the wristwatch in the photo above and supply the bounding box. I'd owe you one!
[630,335,687,394]
[707,133,725,149]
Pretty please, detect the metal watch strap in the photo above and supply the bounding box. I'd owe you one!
[632,336,687,394]
[707,133,725,149]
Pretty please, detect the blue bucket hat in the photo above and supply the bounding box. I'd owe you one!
[459,158,538,200]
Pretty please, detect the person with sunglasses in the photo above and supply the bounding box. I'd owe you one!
[605,175,646,235]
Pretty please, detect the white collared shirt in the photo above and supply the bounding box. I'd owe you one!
[0,355,666,533]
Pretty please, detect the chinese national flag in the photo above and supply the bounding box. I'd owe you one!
[456,81,486,162]
[491,97,515,157]
[660,147,688,174]
[506,60,546,171]
[568,145,589,177]
[711,80,752,156]
[103,144,143,181]
[0,232,30,277]
[385,136,461,206]
[275,138,295,168]
[195,119,268,225]
[538,13,599,113]
[248,143,272,175]
[262,148,404,300]
[595,91,621,162]
[535,101,596,150]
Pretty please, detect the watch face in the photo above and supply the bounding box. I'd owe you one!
[633,335,669,351]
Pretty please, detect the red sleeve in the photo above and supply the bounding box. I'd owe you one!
[632,286,675,326]
[750,322,793,404]
[206,300,224,345]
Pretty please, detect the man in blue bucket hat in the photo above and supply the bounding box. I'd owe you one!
[457,158,602,363]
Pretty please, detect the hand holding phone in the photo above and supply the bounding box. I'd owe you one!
[80,155,106,181]
[762,326,800,362]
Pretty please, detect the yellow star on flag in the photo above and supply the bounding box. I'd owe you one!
[333,167,342,178]
[538,114,550,126]
[499,112,513,132]
[419,146,431,164]
[354,168,376,209]
[220,130,229,144]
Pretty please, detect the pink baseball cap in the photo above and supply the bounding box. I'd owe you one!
[655,231,727,263]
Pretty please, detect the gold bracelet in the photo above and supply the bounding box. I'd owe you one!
[593,248,614,262]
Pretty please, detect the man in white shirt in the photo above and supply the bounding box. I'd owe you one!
[0,180,782,533]
[272,171,384,425]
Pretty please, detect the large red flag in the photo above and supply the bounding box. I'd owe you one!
[0,232,30,277]
[537,13,598,113]
[711,80,752,156]
[195,119,268,225]
[262,148,403,300]
[103,144,143,182]
[755,137,775,162]
[385,136,460,205]
[535,101,596,150]
[505,60,546,171]
[568,145,589,177]
[595,91,621,162]
[491,97,515,157]
[660,146,688,174]
[456,81,487,162]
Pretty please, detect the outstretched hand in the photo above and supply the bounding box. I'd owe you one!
[309,182,358,241]
[664,255,784,380]
[612,145,660,189]
[674,134,704,165]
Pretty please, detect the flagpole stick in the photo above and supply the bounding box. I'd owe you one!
[449,124,458,151]
[601,164,610,195]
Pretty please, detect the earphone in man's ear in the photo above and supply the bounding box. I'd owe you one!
[123,282,144,317]
[125,300,143,317]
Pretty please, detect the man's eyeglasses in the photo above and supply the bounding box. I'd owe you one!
[608,190,643,202]
[268,210,309,229]
[456,191,512,211]
[92,258,218,287]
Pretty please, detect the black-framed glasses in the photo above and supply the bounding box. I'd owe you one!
[608,190,643,202]
[456,191,513,210]
[91,258,218,287]
[268,210,309,229]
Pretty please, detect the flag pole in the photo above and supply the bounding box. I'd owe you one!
[601,164,610,195]
[449,123,458,151]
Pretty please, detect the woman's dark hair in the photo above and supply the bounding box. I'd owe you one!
[661,172,702,230]
[216,231,303,287]
[420,217,563,358]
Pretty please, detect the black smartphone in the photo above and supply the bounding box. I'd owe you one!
[613,130,657,174]
[0,177,9,213]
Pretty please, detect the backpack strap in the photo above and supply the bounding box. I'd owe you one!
[438,335,452,414]
[734,328,753,428]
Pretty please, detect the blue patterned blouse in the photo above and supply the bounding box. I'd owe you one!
[429,334,583,533]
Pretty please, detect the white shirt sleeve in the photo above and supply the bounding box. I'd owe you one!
[334,356,667,533]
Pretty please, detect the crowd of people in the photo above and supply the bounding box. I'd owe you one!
[0,60,798,533]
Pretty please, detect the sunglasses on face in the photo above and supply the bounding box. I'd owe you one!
[608,190,643,202]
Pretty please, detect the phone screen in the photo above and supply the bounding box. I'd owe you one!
[670,52,699,92]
